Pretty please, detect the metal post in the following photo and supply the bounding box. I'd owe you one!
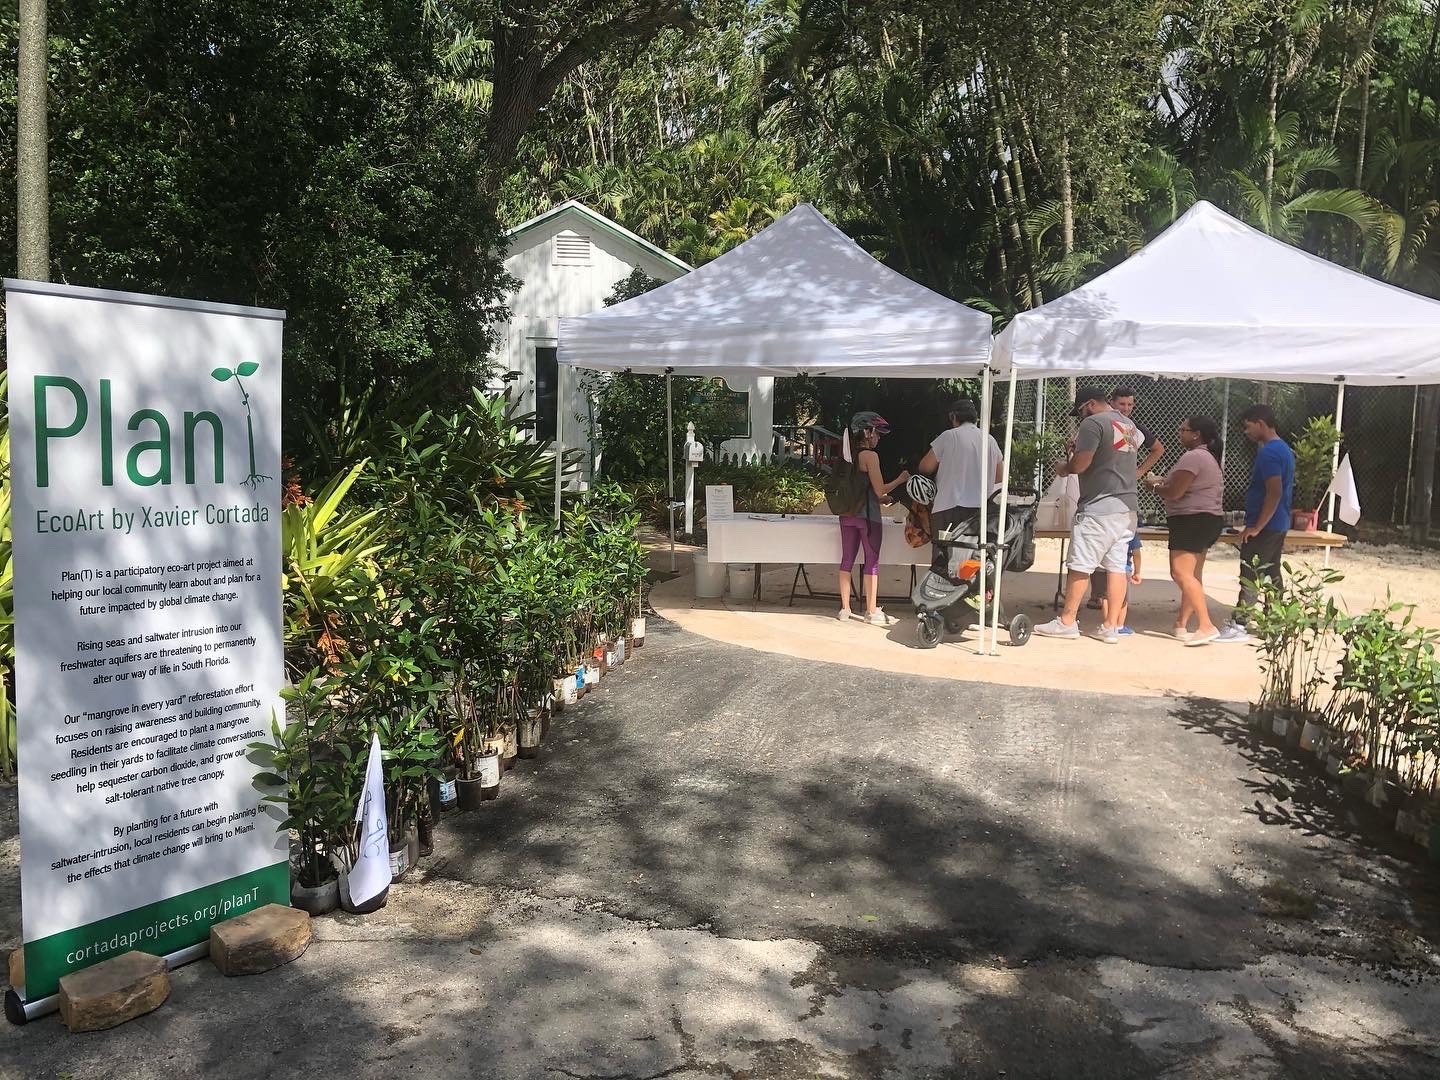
[553,366,564,526]
[17,0,49,280]
[1034,377,1047,490]
[1219,379,1231,474]
[1325,380,1346,568]
[683,421,697,536]
[989,366,1019,654]
[1404,386,1419,527]
[976,367,993,655]
[666,370,676,573]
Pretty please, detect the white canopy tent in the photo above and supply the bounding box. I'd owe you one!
[560,202,992,376]
[983,200,1440,652]
[557,203,1005,645]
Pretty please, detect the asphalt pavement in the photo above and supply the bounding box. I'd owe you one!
[3,618,1439,1078]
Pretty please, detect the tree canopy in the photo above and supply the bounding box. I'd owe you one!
[4,0,1440,472]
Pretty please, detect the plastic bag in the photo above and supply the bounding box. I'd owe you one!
[1035,474,1079,531]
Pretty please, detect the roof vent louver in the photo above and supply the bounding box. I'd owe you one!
[554,232,592,266]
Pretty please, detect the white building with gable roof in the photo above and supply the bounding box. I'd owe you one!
[493,199,774,471]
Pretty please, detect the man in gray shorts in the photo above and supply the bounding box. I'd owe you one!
[1035,387,1140,643]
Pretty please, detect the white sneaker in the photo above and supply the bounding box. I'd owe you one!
[1095,624,1120,644]
[837,609,854,622]
[1034,618,1080,639]
[1172,626,1193,641]
[1186,628,1221,647]
[1215,623,1251,644]
[865,610,898,627]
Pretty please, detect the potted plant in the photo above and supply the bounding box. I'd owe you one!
[376,709,443,881]
[250,671,355,915]
[1289,416,1342,531]
[444,660,500,807]
[1246,569,1302,743]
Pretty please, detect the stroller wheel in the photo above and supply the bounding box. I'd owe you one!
[917,613,944,649]
[1008,613,1033,646]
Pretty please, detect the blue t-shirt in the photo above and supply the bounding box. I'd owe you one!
[1245,437,1295,532]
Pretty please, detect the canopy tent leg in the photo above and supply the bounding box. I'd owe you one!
[1034,378,1046,490]
[989,366,1019,654]
[1220,380,1230,474]
[976,367,992,655]
[666,369,676,573]
[1325,381,1346,568]
[553,366,564,526]
[1405,386,1420,527]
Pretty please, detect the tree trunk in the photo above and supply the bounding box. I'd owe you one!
[1263,50,1281,203]
[482,5,696,188]
[1419,0,1440,118]
[17,0,49,280]
[1354,1,1386,189]
[996,80,1043,305]
[1329,0,1354,145]
[1411,385,1439,544]
[580,73,600,167]
[1059,32,1074,257]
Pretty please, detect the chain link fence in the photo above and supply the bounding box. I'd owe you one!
[998,378,1421,531]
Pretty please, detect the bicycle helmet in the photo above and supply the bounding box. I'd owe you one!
[906,474,937,505]
[849,411,891,435]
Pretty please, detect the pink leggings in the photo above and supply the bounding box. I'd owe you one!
[839,515,882,576]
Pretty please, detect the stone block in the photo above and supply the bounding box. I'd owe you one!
[209,904,311,976]
[58,951,169,1032]
[8,947,23,990]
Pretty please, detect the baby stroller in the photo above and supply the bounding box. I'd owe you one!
[910,488,1038,649]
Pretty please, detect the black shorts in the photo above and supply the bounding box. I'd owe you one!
[1167,513,1224,553]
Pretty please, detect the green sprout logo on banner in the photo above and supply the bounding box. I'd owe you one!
[210,361,270,489]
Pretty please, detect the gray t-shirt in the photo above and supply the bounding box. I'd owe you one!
[1073,408,1140,515]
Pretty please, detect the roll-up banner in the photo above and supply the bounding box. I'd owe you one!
[5,280,289,1002]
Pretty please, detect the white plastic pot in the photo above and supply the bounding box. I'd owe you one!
[693,552,727,598]
[562,674,578,705]
[631,616,647,645]
[727,564,757,600]
[477,752,501,788]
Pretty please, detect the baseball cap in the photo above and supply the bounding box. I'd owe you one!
[1069,388,1108,416]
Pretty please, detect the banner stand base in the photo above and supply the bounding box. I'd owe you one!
[4,987,30,1026]
[5,941,212,1026]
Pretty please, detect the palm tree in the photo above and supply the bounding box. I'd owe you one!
[1228,133,1381,245]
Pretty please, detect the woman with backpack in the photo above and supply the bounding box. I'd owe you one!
[836,412,909,626]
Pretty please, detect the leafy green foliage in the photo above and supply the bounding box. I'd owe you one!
[0,0,515,460]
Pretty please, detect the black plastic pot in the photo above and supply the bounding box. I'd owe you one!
[291,876,339,915]
[456,775,486,811]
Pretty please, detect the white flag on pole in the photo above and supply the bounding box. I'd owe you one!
[1324,453,1362,527]
[347,731,391,907]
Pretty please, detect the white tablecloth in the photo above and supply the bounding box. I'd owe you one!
[706,514,932,566]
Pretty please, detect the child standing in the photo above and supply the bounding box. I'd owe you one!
[1114,536,1143,638]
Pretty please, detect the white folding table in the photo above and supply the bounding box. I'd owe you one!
[706,513,931,603]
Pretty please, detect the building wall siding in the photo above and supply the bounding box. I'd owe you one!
[493,206,775,467]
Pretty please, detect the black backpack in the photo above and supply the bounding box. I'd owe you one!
[824,459,870,516]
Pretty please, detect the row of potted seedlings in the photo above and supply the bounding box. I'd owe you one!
[1247,563,1440,859]
[261,480,654,916]
[266,605,650,916]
